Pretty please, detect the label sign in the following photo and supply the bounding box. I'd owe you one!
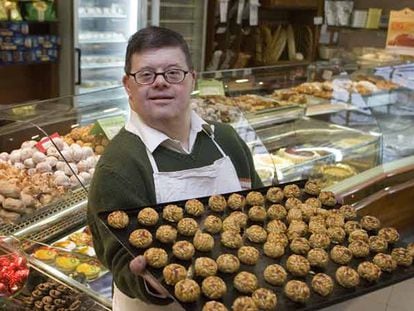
[197,79,225,96]
[91,116,125,140]
[36,132,60,153]
[386,8,414,56]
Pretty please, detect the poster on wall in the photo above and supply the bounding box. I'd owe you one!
[386,8,414,56]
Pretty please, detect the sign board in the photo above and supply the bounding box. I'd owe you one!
[197,79,225,96]
[386,8,414,56]
[90,116,125,140]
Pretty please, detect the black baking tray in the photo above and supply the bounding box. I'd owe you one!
[97,180,414,310]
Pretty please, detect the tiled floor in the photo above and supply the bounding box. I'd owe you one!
[320,277,414,311]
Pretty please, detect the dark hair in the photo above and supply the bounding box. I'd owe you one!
[124,26,193,74]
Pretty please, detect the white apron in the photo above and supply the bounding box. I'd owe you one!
[113,130,242,311]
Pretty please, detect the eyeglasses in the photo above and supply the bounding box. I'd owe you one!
[128,68,190,85]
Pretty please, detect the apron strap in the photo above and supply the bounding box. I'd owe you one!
[146,148,159,173]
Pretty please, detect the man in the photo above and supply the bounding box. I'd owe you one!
[87,26,262,310]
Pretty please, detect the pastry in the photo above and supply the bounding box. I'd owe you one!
[407,243,414,258]
[227,193,245,210]
[172,240,195,260]
[177,217,199,236]
[216,254,240,273]
[330,245,353,265]
[267,204,287,220]
[304,180,321,196]
[233,271,259,294]
[156,225,177,244]
[195,257,218,278]
[378,227,400,244]
[309,233,331,249]
[264,264,287,286]
[248,205,267,222]
[307,248,329,268]
[33,248,58,264]
[344,220,362,235]
[266,187,284,203]
[263,241,285,258]
[137,207,159,226]
[75,263,101,280]
[246,225,267,243]
[52,240,76,251]
[222,216,240,233]
[203,215,222,234]
[316,208,329,218]
[349,240,370,258]
[335,266,360,288]
[162,204,184,223]
[327,226,346,243]
[193,231,214,252]
[221,230,243,249]
[74,245,95,257]
[312,273,333,296]
[287,220,308,240]
[284,280,310,303]
[163,263,187,285]
[373,253,397,272]
[129,229,153,248]
[283,184,301,199]
[348,229,369,243]
[357,261,381,282]
[238,246,260,265]
[290,237,310,255]
[246,191,265,206]
[286,254,310,277]
[391,248,413,266]
[208,195,227,212]
[144,248,168,268]
[185,199,204,217]
[360,215,381,231]
[305,197,322,209]
[339,205,357,220]
[107,210,129,229]
[369,236,388,253]
[287,208,303,223]
[202,301,228,311]
[69,232,92,246]
[325,213,345,228]
[309,220,327,234]
[267,232,289,247]
[201,276,226,299]
[300,203,316,222]
[266,219,287,234]
[252,288,277,310]
[285,197,302,210]
[55,256,80,273]
[174,279,200,303]
[229,211,248,228]
[318,191,336,207]
[232,296,258,311]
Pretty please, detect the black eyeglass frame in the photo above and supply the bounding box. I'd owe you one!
[127,69,190,85]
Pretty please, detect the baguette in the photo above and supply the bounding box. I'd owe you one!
[287,24,296,60]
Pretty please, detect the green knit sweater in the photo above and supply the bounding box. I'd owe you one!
[87,122,262,305]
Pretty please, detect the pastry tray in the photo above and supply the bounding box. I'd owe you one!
[97,180,414,311]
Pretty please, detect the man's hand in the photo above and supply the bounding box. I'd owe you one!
[129,255,146,275]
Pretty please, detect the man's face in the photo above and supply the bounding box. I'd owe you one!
[123,47,195,127]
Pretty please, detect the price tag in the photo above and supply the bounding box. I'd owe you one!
[36,132,60,153]
[90,116,125,140]
[197,79,225,96]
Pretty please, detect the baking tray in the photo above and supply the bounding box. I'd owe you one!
[97,180,414,310]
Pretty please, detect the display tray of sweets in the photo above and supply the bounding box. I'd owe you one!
[30,226,108,282]
[98,180,414,311]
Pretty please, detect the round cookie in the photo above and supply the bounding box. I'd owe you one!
[248,205,267,222]
[307,248,329,269]
[373,253,397,272]
[349,240,370,258]
[203,215,222,234]
[290,237,310,255]
[407,243,414,258]
[285,197,302,210]
[107,211,129,229]
[287,208,303,223]
[325,213,345,228]
[267,232,289,247]
[227,193,246,210]
[202,301,228,311]
[246,191,265,206]
[266,186,284,203]
[163,263,187,285]
[360,215,381,231]
[193,232,214,252]
[286,254,310,277]
[305,197,322,209]
[232,296,258,311]
[369,236,388,253]
[357,261,382,282]
[216,254,240,273]
[327,226,346,244]
[264,264,287,286]
[221,230,243,249]
[246,225,267,243]
[162,204,184,223]
[311,273,333,297]
[344,220,362,235]
[252,288,277,310]
[177,218,199,236]
[137,207,159,226]
[195,257,218,278]
[330,245,353,265]
[391,248,413,266]
[309,233,331,249]
[284,280,310,303]
[208,195,227,212]
[238,246,260,265]
[266,219,287,233]
[348,229,369,243]
[174,279,200,303]
[156,225,177,244]
[339,205,357,220]
[144,248,168,268]
[201,276,226,299]
[267,204,287,220]
[229,211,248,228]
[263,241,285,259]
[335,266,360,288]
[318,191,336,207]
[129,229,152,249]
[172,240,195,260]
[378,227,400,244]
[185,199,205,217]
[283,184,301,199]
[304,180,321,196]
[287,220,308,240]
[233,271,259,294]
